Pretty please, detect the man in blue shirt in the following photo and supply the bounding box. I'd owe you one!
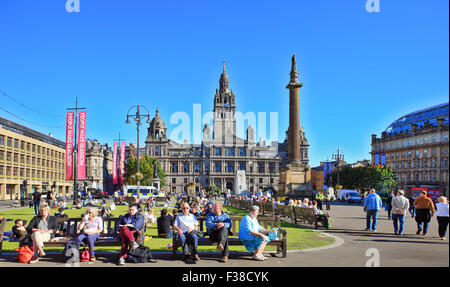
[364,189,383,232]
[205,203,232,263]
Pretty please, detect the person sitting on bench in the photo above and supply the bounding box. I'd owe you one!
[117,204,145,266]
[205,203,232,263]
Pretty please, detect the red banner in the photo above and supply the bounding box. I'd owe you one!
[65,112,74,180]
[77,111,87,180]
[120,142,126,184]
[113,142,118,185]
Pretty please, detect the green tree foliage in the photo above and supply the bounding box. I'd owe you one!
[124,155,165,187]
[328,165,397,192]
[206,184,221,195]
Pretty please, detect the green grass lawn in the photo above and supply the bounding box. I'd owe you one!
[0,204,334,254]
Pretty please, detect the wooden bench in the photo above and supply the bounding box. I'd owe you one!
[171,215,287,258]
[39,217,127,248]
[293,207,329,229]
[0,217,144,253]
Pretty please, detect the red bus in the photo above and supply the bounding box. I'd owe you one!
[411,187,442,202]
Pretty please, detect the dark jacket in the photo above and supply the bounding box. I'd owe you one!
[26,215,58,239]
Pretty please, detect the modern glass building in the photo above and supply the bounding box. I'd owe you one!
[385,102,449,135]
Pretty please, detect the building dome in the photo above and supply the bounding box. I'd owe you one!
[385,102,449,135]
[150,108,165,129]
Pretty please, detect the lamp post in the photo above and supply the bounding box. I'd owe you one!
[125,105,151,200]
[332,146,344,186]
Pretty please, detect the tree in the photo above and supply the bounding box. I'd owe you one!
[124,155,165,187]
[206,184,221,195]
[328,165,397,192]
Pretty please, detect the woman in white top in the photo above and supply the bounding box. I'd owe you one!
[76,208,104,261]
[435,196,449,240]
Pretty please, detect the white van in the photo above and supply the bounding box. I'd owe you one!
[337,189,362,203]
[123,185,160,199]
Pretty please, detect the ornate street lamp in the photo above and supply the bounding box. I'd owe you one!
[125,105,151,199]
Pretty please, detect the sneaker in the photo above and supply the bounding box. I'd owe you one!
[372,230,377,233]
[193,254,200,261]
[217,243,224,251]
[130,241,139,250]
[29,257,39,264]
[253,254,264,261]
[220,256,228,263]
[118,257,126,265]
[416,229,422,235]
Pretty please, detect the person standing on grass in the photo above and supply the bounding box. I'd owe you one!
[363,189,383,232]
[413,191,435,236]
[31,188,42,216]
[435,196,449,240]
[391,190,410,236]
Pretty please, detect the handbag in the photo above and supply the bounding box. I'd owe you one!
[16,245,34,263]
[80,248,90,262]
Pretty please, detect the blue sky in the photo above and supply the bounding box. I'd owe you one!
[0,0,448,167]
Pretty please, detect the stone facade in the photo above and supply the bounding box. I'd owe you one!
[144,63,307,194]
[84,140,113,193]
[371,105,449,197]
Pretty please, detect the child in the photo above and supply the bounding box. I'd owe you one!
[144,209,157,224]
[12,219,28,240]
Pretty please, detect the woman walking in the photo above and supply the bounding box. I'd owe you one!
[435,196,449,240]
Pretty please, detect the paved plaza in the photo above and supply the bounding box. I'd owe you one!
[1,202,448,267]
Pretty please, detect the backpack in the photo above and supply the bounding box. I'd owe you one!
[16,245,34,263]
[127,244,154,263]
[63,240,85,261]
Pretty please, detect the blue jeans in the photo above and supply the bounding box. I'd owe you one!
[409,206,416,217]
[33,201,41,215]
[366,210,378,231]
[392,214,405,235]
[177,232,198,255]
[77,233,99,257]
[417,222,430,234]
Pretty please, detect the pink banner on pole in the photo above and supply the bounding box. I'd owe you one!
[120,142,126,184]
[113,142,118,185]
[65,112,74,180]
[77,111,87,180]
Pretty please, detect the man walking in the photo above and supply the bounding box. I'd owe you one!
[413,191,435,236]
[363,189,383,232]
[391,190,410,235]
[31,188,42,216]
[205,203,232,263]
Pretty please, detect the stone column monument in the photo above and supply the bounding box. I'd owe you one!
[279,55,312,198]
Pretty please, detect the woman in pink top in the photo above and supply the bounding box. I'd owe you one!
[76,208,104,261]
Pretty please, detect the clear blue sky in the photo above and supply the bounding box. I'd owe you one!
[0,0,448,167]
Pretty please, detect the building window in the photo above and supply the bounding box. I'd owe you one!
[239,147,246,157]
[408,151,411,157]
[183,162,189,173]
[0,135,4,145]
[423,149,428,157]
[214,147,221,156]
[258,162,265,173]
[401,152,405,158]
[415,150,420,157]
[443,159,448,168]
[227,162,234,173]
[408,140,412,146]
[215,162,221,173]
[239,162,246,171]
[432,136,436,142]
[172,178,176,184]
[171,162,178,173]
[226,148,234,157]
